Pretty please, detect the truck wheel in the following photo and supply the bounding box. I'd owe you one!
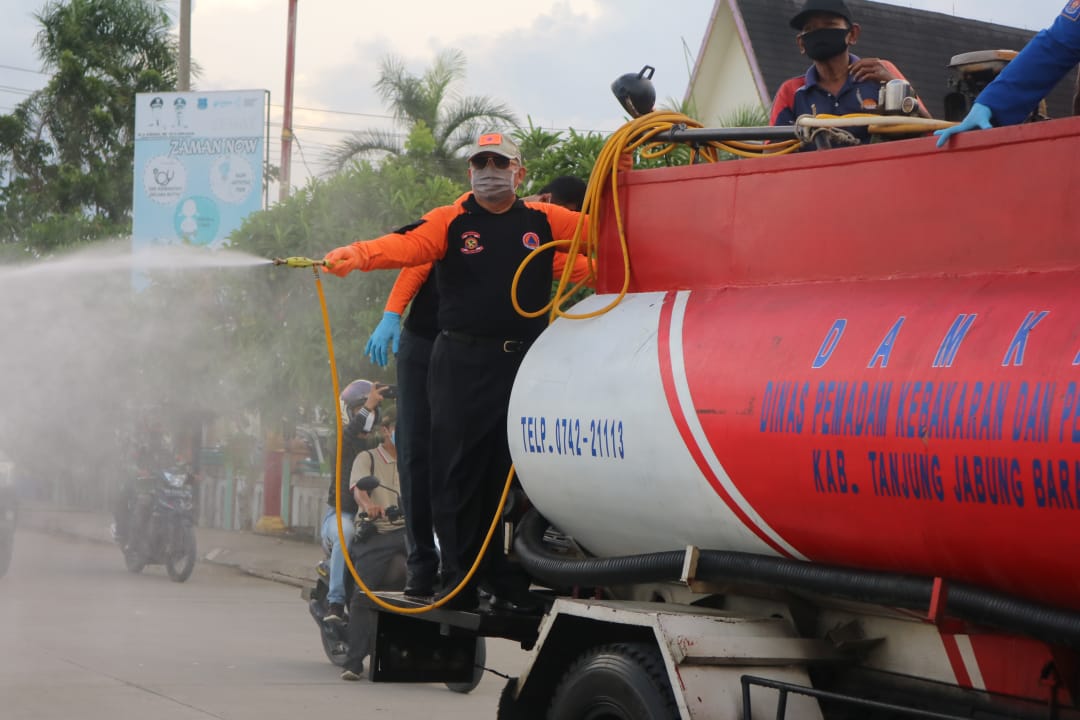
[547,642,678,720]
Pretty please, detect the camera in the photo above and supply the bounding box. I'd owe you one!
[378,384,397,400]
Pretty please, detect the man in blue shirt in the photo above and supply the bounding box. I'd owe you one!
[771,0,928,146]
[937,1,1080,146]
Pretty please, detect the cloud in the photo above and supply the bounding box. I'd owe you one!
[297,1,705,145]
[1,0,1061,181]
[239,0,710,177]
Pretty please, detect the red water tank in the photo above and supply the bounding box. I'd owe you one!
[509,120,1080,611]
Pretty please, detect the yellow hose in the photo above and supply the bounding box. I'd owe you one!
[513,110,800,322]
[797,113,958,134]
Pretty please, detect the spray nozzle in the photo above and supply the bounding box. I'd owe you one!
[272,257,328,268]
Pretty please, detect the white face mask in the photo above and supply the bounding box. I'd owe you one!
[471,166,518,205]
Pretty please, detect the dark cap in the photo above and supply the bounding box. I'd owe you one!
[790,0,853,30]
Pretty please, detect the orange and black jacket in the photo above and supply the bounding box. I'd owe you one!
[352,194,588,342]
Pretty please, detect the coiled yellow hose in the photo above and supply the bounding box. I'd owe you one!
[513,110,800,323]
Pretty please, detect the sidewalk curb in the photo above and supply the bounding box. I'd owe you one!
[20,507,317,588]
[202,546,313,588]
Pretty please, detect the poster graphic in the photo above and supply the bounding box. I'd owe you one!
[133,90,267,251]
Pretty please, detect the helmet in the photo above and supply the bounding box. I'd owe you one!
[339,379,374,422]
[611,65,656,118]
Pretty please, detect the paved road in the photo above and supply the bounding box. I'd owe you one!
[0,530,525,719]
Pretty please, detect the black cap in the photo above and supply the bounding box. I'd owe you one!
[790,0,853,30]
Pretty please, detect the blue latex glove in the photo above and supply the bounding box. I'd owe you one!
[364,311,401,367]
[935,103,993,148]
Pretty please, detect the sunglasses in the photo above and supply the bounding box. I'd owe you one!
[469,154,513,170]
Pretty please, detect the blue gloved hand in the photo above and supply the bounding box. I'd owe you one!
[935,103,993,148]
[364,311,401,367]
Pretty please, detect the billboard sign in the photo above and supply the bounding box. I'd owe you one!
[133,90,268,250]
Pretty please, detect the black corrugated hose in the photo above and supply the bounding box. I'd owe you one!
[514,510,1080,649]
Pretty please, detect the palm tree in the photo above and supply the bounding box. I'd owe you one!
[324,49,518,176]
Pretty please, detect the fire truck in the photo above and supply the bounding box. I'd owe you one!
[357,76,1080,718]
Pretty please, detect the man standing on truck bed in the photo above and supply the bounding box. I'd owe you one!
[322,133,585,610]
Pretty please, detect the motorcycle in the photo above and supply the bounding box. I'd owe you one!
[118,466,198,582]
[306,500,403,667]
[304,476,485,693]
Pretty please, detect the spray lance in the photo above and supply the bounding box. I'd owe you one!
[271,256,327,268]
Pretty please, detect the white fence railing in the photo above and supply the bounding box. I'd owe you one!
[197,469,327,539]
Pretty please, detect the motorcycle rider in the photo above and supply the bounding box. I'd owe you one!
[114,419,171,546]
[341,411,406,681]
[321,379,385,624]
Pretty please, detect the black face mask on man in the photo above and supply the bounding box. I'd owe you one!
[801,27,850,62]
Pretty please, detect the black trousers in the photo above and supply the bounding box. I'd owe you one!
[345,528,407,670]
[396,328,439,590]
[427,334,524,598]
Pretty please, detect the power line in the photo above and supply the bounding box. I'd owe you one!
[0,85,35,97]
[274,102,395,121]
[3,64,610,134]
[0,79,612,137]
[0,63,47,76]
[268,101,615,135]
[269,119,384,136]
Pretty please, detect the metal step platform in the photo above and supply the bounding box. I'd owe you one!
[357,591,544,684]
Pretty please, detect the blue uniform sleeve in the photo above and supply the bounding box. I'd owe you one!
[977,7,1080,126]
[774,106,797,127]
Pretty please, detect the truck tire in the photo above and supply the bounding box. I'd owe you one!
[547,642,678,720]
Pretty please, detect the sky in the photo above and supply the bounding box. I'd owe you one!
[0,0,1070,191]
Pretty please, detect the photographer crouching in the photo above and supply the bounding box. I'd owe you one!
[341,409,406,681]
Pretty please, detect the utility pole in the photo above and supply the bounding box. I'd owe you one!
[178,0,191,91]
[279,0,298,202]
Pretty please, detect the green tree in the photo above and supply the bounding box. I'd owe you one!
[325,49,518,176]
[515,119,607,196]
[0,0,178,254]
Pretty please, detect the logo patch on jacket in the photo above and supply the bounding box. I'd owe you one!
[460,231,484,255]
[1065,0,1080,21]
[522,232,540,250]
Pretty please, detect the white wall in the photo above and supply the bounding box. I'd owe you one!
[686,1,769,125]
